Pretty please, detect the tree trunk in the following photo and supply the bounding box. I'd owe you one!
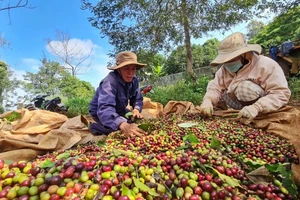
[181,0,195,79]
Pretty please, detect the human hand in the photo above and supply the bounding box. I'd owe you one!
[237,105,259,120]
[119,122,146,138]
[131,109,143,121]
[199,99,213,118]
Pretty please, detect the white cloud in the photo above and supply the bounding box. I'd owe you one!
[46,38,102,75]
[21,58,40,71]
[46,38,98,58]
[44,37,115,89]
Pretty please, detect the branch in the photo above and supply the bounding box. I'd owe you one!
[46,30,94,76]
[0,0,35,11]
[1,0,36,24]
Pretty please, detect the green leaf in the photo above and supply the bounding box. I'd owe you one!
[207,166,242,188]
[196,161,207,173]
[121,183,136,200]
[56,152,70,160]
[183,134,199,144]
[4,111,21,122]
[265,163,281,172]
[210,134,221,150]
[158,130,167,136]
[40,159,55,168]
[266,163,298,197]
[97,140,106,147]
[178,122,198,128]
[266,163,290,177]
[125,112,133,119]
[231,114,238,118]
[282,178,298,197]
[245,160,265,170]
[133,178,159,196]
[4,160,13,165]
[198,125,206,131]
[176,145,189,150]
[138,123,150,131]
[113,149,132,157]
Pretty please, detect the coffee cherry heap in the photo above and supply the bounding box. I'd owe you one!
[0,113,298,200]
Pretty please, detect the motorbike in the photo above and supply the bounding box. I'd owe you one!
[24,95,68,114]
[140,85,153,95]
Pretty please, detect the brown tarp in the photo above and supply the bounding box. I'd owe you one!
[0,110,105,161]
[0,98,163,161]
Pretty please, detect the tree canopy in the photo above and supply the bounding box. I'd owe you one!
[81,0,299,77]
[250,6,300,47]
[164,38,220,75]
[246,20,265,40]
[22,60,94,99]
[0,61,19,112]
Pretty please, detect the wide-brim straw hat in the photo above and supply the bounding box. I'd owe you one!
[108,51,146,70]
[210,32,262,66]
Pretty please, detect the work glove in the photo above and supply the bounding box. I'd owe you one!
[237,104,260,120]
[199,99,213,118]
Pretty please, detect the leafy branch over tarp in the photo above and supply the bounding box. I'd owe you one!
[113,149,133,157]
[56,152,70,160]
[97,140,106,147]
[207,166,242,188]
[133,178,159,196]
[40,159,55,168]
[244,161,298,197]
[121,183,136,200]
[138,123,151,131]
[4,111,21,122]
[266,164,298,197]
[125,112,133,119]
[183,134,200,144]
[210,133,221,150]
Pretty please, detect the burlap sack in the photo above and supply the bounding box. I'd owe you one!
[141,97,164,119]
[0,114,96,161]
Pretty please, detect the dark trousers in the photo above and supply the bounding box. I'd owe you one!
[89,116,116,135]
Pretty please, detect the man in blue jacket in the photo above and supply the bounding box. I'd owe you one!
[89,51,147,138]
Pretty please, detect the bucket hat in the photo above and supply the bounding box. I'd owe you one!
[210,32,262,66]
[108,51,146,70]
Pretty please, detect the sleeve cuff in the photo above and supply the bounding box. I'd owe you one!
[253,102,263,113]
[115,116,128,129]
[134,106,141,112]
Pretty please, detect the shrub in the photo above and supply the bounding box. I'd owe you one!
[145,76,212,106]
[0,105,4,114]
[288,77,300,100]
[65,96,92,118]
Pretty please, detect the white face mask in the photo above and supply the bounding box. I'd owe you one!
[224,60,243,73]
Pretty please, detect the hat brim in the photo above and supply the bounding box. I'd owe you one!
[108,61,147,70]
[210,44,262,66]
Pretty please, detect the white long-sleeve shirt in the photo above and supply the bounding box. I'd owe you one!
[203,53,291,113]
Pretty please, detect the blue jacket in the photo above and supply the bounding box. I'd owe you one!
[89,70,143,131]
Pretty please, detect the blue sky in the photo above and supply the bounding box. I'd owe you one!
[0,0,113,90]
[0,0,272,93]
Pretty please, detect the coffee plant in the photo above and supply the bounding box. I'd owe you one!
[0,114,299,200]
